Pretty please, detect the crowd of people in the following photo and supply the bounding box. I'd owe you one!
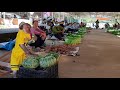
[105,22,120,29]
[38,18,86,40]
[10,18,86,78]
[93,19,120,29]
[113,23,120,29]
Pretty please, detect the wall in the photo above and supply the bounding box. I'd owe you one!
[0,19,30,29]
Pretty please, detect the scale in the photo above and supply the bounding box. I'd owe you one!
[51,39,56,46]
[50,36,57,46]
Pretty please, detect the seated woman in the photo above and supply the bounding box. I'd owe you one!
[10,22,39,78]
[29,20,46,48]
[51,21,64,40]
[105,23,110,29]
[113,23,117,29]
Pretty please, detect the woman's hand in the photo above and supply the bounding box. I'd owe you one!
[40,33,46,40]
[62,29,65,33]
[32,35,37,41]
[26,51,32,57]
[30,52,40,57]
[34,52,40,55]
[59,30,64,34]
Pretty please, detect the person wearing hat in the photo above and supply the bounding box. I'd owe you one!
[10,22,39,78]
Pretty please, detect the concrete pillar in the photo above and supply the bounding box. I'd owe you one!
[51,12,53,18]
[3,12,5,19]
[59,12,61,20]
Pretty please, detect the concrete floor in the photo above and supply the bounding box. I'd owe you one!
[59,29,120,78]
[0,50,11,62]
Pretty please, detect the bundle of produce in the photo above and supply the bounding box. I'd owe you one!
[39,55,57,68]
[107,29,116,33]
[46,52,59,60]
[107,27,114,30]
[107,29,120,35]
[64,34,81,45]
[77,33,84,38]
[111,30,120,35]
[35,55,43,61]
[22,56,39,69]
[77,29,86,38]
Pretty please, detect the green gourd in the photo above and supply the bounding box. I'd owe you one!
[22,56,39,69]
[39,55,57,68]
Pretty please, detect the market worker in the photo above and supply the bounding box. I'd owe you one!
[80,22,84,27]
[66,23,74,33]
[46,21,53,34]
[59,21,65,28]
[72,22,78,32]
[10,22,38,78]
[30,20,46,48]
[113,23,117,29]
[51,21,65,40]
[54,21,59,26]
[64,23,70,30]
[95,19,99,29]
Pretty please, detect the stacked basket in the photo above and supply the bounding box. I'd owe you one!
[16,53,60,78]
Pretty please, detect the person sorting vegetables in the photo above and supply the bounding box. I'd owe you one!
[10,22,39,78]
[29,20,46,49]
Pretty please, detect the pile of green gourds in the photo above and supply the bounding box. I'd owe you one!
[22,52,59,69]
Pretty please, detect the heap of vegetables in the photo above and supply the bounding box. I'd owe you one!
[45,45,76,54]
[22,56,39,69]
[39,52,59,68]
[64,34,81,45]
[107,29,120,35]
[78,27,87,37]
[107,27,114,30]
[107,29,115,33]
[22,52,59,69]
[64,27,87,45]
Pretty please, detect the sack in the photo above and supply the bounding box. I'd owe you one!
[0,40,15,51]
[51,36,57,40]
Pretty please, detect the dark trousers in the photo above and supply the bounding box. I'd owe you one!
[66,28,74,33]
[54,33,64,40]
[29,34,45,48]
[96,24,99,29]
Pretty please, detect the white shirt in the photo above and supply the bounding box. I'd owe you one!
[65,26,70,30]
